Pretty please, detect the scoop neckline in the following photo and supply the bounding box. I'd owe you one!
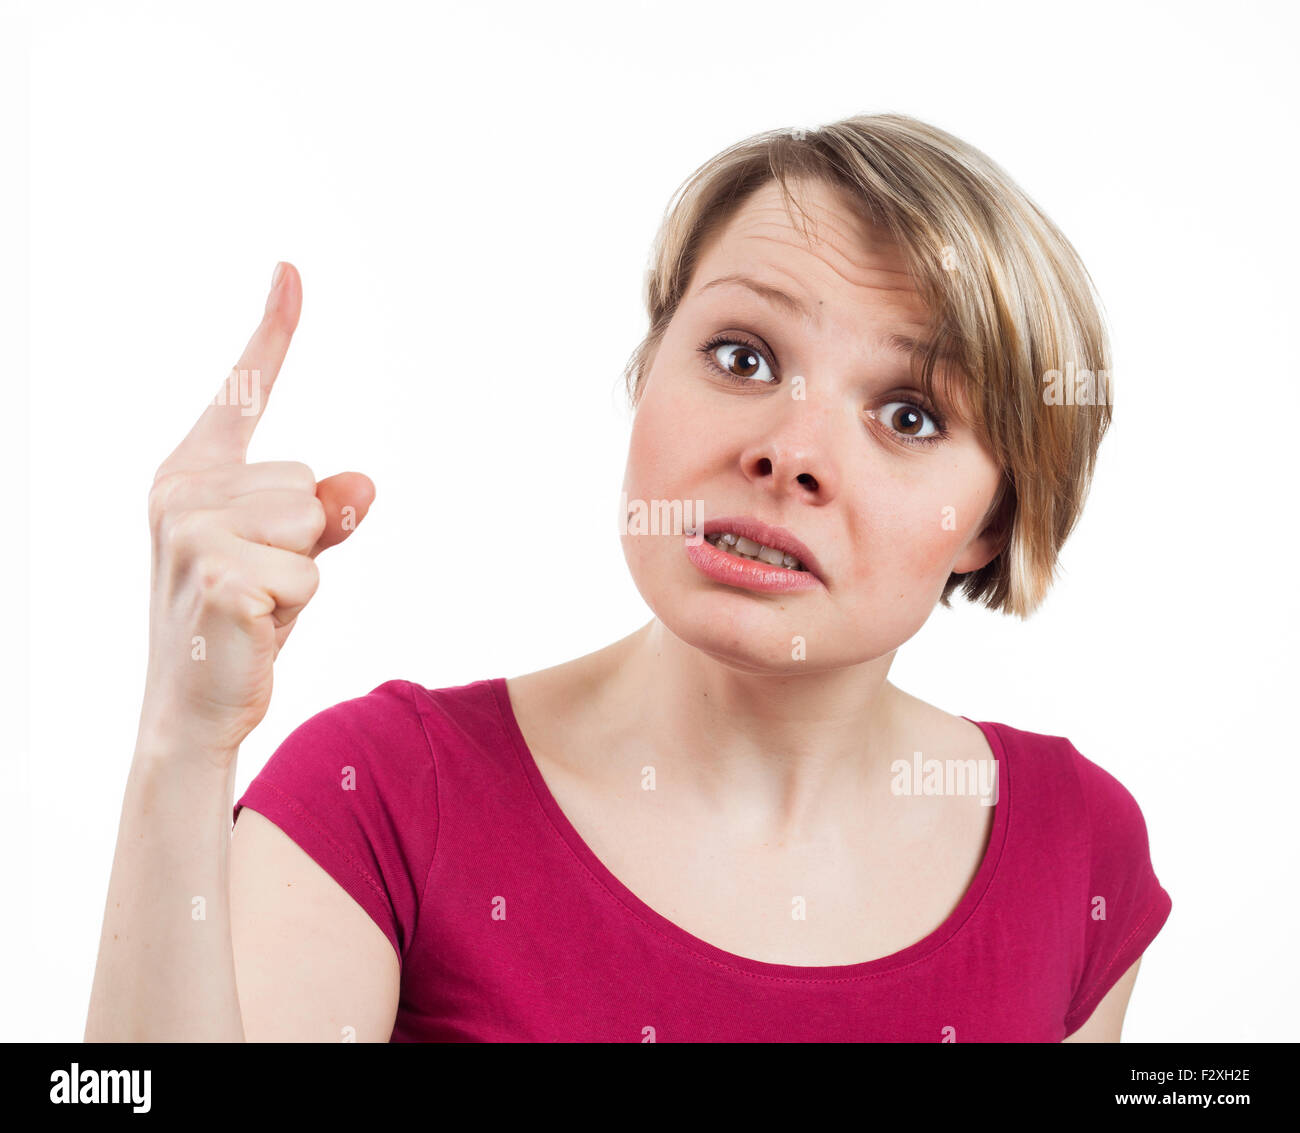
[489,675,1010,982]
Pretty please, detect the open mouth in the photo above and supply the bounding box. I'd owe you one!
[701,531,809,572]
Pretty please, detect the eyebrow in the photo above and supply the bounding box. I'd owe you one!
[695,273,955,363]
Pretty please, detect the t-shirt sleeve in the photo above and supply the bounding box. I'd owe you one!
[231,678,439,964]
[1063,742,1172,1035]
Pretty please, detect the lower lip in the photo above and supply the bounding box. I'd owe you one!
[684,538,822,593]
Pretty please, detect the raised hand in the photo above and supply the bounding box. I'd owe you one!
[139,263,374,768]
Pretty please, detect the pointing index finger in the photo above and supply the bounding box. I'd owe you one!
[161,262,302,475]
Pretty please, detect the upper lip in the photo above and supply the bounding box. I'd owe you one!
[698,516,826,582]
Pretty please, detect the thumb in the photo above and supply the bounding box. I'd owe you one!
[310,471,376,556]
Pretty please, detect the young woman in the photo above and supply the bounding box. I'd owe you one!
[85,114,1170,1042]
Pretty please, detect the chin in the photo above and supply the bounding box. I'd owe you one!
[624,539,932,673]
[636,578,834,676]
[666,612,817,676]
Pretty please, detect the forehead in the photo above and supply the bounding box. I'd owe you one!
[687,178,929,331]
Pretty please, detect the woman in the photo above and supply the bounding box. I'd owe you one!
[85,114,1170,1042]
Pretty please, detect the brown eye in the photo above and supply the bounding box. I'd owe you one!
[879,401,938,439]
[711,342,775,384]
[725,348,759,377]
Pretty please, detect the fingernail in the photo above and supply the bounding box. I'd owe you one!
[271,262,286,291]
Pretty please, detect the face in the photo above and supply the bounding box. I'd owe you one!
[620,177,1005,675]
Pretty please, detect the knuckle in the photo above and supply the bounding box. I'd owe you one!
[287,462,316,492]
[283,496,325,550]
[147,471,185,527]
[151,457,176,485]
[294,556,322,601]
[306,495,328,537]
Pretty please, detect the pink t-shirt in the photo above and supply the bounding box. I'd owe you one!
[231,677,1172,1042]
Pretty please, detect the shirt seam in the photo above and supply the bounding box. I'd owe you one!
[403,679,442,966]
[1062,739,1168,1027]
[247,779,390,908]
[1063,740,1096,1016]
[1063,893,1166,1028]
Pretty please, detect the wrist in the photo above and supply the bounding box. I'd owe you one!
[134,712,242,777]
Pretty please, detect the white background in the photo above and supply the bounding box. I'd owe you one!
[3,0,1296,1043]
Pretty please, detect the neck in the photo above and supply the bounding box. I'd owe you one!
[591,618,911,842]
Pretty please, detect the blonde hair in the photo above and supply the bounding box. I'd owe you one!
[622,114,1113,619]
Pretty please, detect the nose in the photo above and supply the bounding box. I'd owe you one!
[738,413,840,502]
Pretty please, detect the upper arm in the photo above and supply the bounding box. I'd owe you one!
[1061,956,1141,1042]
[230,805,401,1042]
[1060,741,1171,1043]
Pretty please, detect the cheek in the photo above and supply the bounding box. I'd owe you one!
[918,475,1003,590]
[619,526,650,582]
[624,417,664,484]
[623,385,704,494]
[620,401,698,573]
[841,474,993,592]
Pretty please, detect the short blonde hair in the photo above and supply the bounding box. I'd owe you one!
[623,114,1113,619]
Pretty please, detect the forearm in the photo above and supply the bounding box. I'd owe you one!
[84,732,245,1042]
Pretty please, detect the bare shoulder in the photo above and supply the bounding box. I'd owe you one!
[504,636,633,774]
[885,682,997,764]
[502,675,583,792]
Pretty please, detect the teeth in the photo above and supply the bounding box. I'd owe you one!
[704,532,807,572]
